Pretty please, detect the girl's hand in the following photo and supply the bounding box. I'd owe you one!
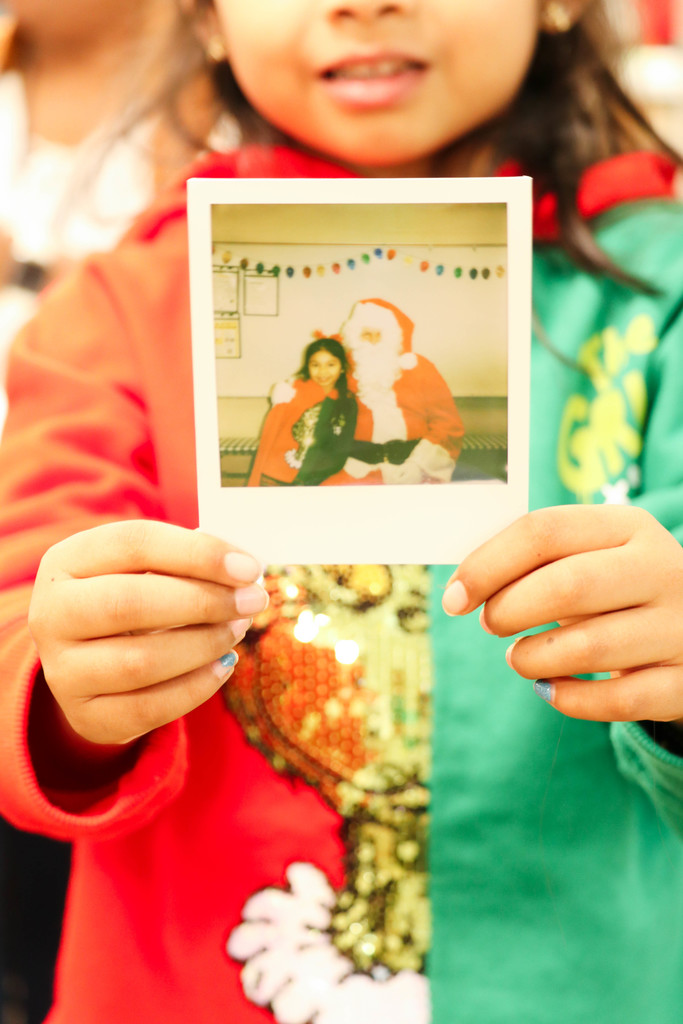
[442,505,683,724]
[28,521,269,747]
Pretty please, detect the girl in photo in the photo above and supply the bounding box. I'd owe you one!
[248,335,358,487]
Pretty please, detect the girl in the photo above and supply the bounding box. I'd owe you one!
[1,2,683,1023]
[248,336,358,486]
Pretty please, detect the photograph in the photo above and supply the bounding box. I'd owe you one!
[189,176,531,563]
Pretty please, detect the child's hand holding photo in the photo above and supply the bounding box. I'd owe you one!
[444,504,683,723]
[28,520,267,749]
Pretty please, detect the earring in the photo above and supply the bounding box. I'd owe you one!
[206,34,228,63]
[540,1,573,34]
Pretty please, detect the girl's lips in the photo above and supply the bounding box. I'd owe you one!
[319,56,427,110]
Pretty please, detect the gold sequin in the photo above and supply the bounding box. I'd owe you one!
[229,565,433,974]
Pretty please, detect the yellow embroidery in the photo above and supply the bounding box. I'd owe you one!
[557,315,658,502]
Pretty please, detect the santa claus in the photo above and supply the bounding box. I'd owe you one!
[339,298,464,484]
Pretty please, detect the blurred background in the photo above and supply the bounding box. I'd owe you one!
[0,1,682,1023]
[619,0,683,152]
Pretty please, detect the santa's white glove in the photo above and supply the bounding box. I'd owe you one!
[382,439,454,484]
[343,456,374,479]
[381,459,424,485]
[284,449,303,469]
[271,379,297,405]
[411,438,455,481]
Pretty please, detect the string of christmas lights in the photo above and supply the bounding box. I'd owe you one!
[212,245,506,281]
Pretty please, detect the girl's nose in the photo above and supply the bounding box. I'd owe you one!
[324,0,414,22]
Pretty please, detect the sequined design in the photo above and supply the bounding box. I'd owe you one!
[288,403,324,468]
[226,565,432,982]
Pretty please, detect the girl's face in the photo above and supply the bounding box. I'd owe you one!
[210,0,542,176]
[308,348,343,392]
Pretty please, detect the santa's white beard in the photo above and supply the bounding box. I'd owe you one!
[349,339,407,443]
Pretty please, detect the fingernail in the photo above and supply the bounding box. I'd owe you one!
[506,637,521,668]
[534,679,554,703]
[212,650,238,678]
[224,551,262,584]
[231,617,252,641]
[480,607,494,635]
[442,579,468,616]
[235,584,269,616]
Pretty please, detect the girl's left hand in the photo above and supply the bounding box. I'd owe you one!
[442,505,683,723]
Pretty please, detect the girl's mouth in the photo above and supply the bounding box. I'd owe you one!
[320,55,427,109]
[323,58,424,81]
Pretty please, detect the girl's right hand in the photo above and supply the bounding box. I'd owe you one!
[28,520,269,748]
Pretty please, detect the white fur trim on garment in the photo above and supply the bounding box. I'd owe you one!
[380,440,455,484]
[411,438,455,481]
[361,388,407,444]
[342,300,404,341]
[227,861,429,1024]
[399,352,418,371]
[271,379,297,406]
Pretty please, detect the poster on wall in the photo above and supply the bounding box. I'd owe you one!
[214,314,240,358]
[188,175,532,564]
[244,271,279,316]
[212,265,238,313]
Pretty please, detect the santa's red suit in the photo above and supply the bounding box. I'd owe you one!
[332,298,464,485]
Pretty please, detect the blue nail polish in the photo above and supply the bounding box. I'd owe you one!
[220,651,238,670]
[534,680,553,703]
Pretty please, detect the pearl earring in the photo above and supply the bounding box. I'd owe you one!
[206,35,228,63]
[540,1,573,34]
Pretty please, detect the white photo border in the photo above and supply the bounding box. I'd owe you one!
[188,175,531,565]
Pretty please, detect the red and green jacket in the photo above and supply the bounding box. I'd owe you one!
[0,146,682,1024]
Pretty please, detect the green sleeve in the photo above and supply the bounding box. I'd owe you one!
[611,722,683,837]
[613,295,683,829]
[635,290,683,541]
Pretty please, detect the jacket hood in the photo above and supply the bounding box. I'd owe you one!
[126,145,677,247]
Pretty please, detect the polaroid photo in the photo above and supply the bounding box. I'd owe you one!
[188,175,531,565]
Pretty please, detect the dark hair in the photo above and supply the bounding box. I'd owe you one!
[192,2,678,286]
[117,4,222,164]
[489,3,681,288]
[296,338,350,396]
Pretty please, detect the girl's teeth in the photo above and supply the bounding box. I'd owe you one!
[331,61,413,80]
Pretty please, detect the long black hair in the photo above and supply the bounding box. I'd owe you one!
[490,4,681,286]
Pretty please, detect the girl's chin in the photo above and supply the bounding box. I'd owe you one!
[278,125,443,176]
[304,143,438,178]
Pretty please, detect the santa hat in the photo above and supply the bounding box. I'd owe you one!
[341,298,418,370]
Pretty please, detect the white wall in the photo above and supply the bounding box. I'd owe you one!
[213,240,508,398]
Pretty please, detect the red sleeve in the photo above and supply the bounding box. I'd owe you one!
[248,380,323,485]
[413,356,465,459]
[248,397,297,486]
[0,255,188,840]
